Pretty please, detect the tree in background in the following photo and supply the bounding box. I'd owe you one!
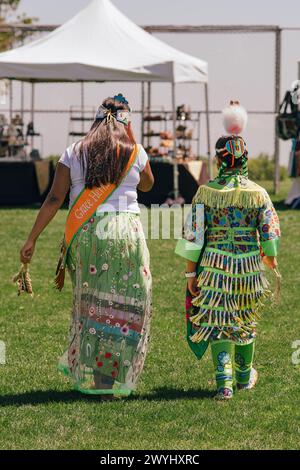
[0,0,37,51]
[248,153,287,182]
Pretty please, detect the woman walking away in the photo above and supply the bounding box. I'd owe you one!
[20,94,154,397]
[175,101,281,400]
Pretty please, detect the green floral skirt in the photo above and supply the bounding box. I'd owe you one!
[58,212,152,395]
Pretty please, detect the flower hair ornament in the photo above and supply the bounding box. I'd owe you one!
[95,94,131,126]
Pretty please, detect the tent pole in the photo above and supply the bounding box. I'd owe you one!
[81,81,85,134]
[147,81,151,148]
[20,39,25,127]
[141,81,145,147]
[9,80,13,123]
[172,81,179,200]
[31,82,35,150]
[274,28,282,195]
[197,111,201,157]
[204,82,212,179]
[20,81,24,123]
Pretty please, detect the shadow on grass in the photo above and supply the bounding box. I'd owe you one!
[0,390,83,406]
[0,387,214,407]
[132,387,215,401]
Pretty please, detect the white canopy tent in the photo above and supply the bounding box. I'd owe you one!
[0,0,208,83]
[0,0,210,195]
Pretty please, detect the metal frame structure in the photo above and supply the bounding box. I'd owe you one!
[0,23,287,193]
[143,25,282,195]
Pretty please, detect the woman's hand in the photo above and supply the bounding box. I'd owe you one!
[18,163,70,265]
[20,238,36,264]
[187,277,200,297]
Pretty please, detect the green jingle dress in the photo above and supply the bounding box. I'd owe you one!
[176,173,280,351]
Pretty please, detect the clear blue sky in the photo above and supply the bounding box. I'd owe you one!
[9,0,300,164]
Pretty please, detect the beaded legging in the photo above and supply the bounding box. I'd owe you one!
[211,340,255,394]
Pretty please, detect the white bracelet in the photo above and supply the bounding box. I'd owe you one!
[185,271,197,279]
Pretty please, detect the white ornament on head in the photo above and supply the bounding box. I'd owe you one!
[222,100,248,136]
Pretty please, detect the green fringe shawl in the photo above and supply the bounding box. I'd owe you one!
[193,181,269,209]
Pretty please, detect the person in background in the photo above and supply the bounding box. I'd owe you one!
[20,94,154,398]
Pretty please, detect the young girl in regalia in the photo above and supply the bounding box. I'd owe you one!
[176,101,281,400]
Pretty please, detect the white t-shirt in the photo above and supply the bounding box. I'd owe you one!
[58,142,148,213]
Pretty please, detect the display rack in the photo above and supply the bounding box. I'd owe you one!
[0,113,42,160]
[141,107,201,162]
[68,106,96,144]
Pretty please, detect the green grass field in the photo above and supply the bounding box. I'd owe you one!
[1,179,300,450]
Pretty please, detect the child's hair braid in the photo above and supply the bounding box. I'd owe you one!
[218,160,229,178]
[241,155,249,178]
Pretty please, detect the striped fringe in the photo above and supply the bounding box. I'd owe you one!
[190,323,256,344]
[194,185,268,209]
[197,270,269,295]
[201,250,261,274]
[189,304,263,327]
[192,289,269,312]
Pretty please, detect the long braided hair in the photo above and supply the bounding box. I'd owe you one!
[215,135,248,178]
